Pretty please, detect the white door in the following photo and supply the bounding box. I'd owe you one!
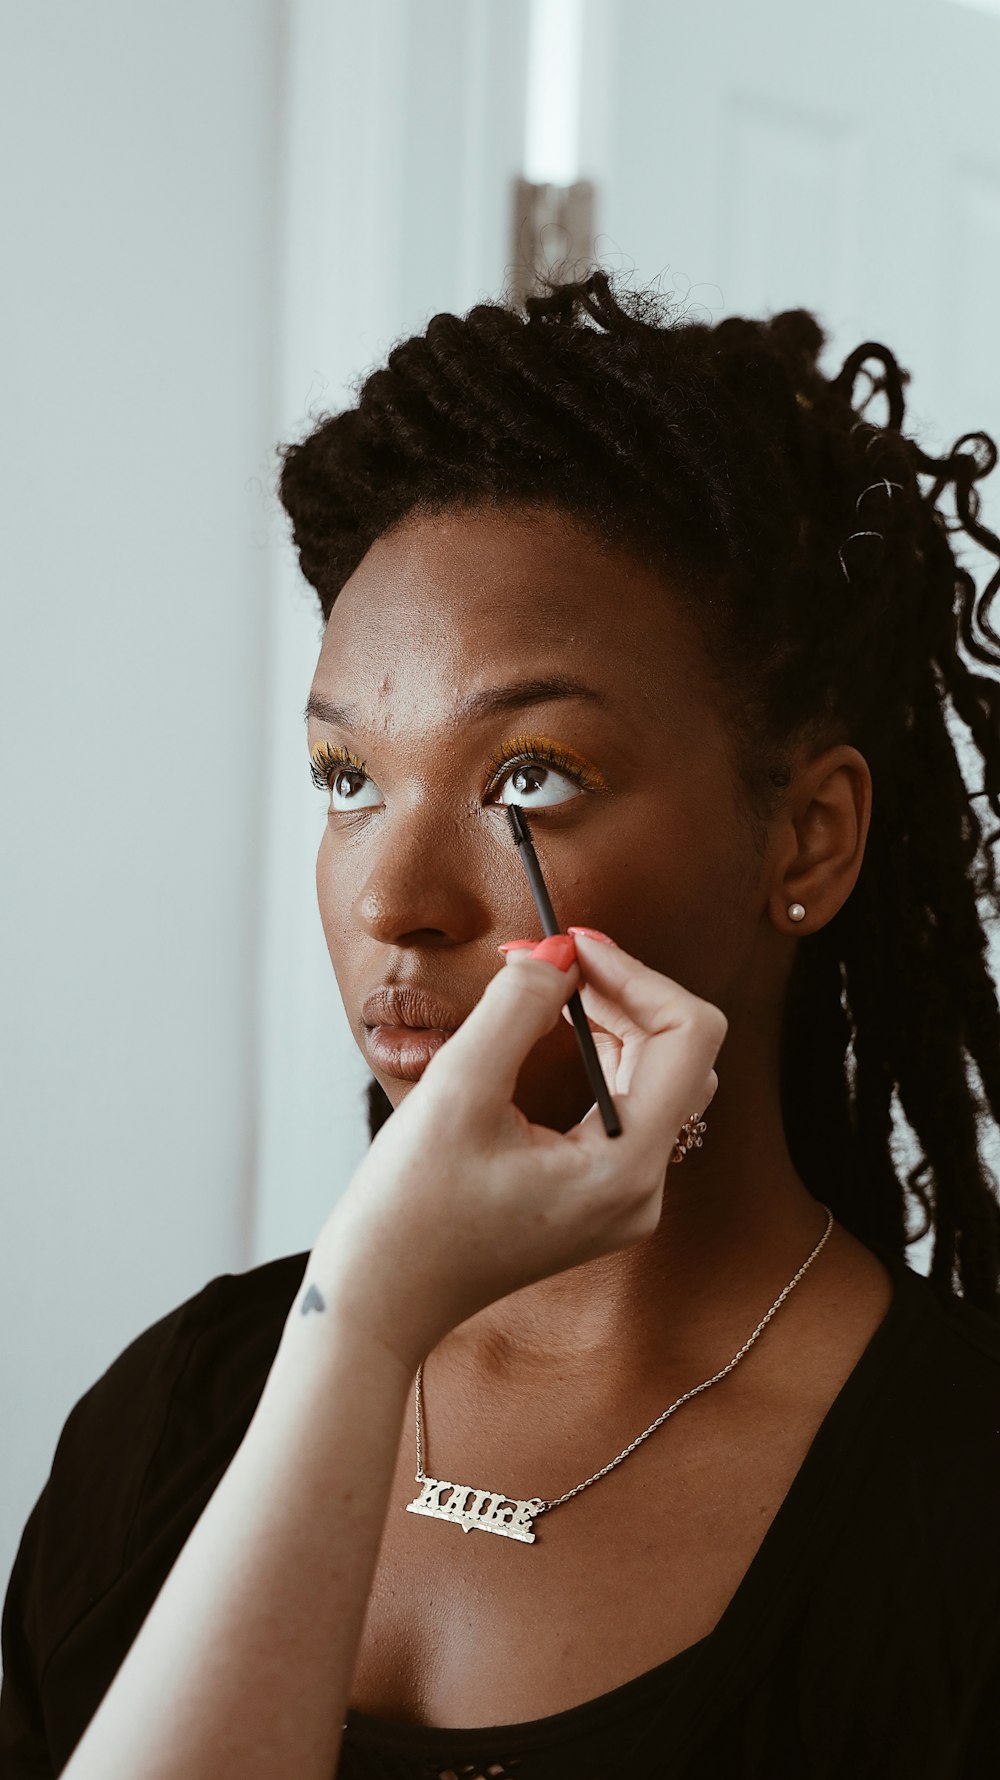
[591,0,1000,474]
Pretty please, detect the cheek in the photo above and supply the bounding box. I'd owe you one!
[562,802,753,1005]
[635,859,757,1006]
[315,831,334,933]
[510,1018,597,1131]
[315,830,354,958]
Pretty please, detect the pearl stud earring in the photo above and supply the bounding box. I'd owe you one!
[788,903,806,922]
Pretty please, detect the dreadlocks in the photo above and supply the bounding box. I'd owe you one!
[277,267,1000,1310]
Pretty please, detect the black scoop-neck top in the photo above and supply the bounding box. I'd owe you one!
[2,1240,999,1779]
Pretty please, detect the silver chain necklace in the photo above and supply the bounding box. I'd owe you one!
[405,1204,835,1545]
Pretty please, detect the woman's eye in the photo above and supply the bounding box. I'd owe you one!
[329,767,384,811]
[490,762,581,809]
[311,746,590,812]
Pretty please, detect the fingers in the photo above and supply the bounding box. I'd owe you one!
[565,932,716,1045]
[420,945,581,1119]
[564,934,727,1155]
[422,930,727,1177]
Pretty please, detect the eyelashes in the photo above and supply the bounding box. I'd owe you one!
[481,733,609,795]
[308,742,367,794]
[307,733,609,802]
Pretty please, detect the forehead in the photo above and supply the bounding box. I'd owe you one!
[310,504,702,731]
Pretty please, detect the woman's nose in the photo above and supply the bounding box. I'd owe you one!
[347,817,495,947]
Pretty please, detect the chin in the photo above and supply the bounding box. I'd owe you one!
[375,1074,415,1107]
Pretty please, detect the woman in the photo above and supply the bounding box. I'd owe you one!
[3,269,999,1779]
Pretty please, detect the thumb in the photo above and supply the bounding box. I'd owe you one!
[420,940,581,1120]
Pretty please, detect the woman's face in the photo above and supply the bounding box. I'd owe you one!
[306,502,770,1132]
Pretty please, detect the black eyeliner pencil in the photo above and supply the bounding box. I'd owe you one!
[505,803,622,1138]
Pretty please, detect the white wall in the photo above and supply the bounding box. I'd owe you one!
[1,0,283,1619]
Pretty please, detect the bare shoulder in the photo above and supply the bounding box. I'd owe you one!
[754,1221,895,1413]
[810,1221,894,1339]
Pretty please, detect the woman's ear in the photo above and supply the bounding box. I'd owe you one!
[771,743,873,931]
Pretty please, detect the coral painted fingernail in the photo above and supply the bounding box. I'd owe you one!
[567,926,617,946]
[529,934,578,972]
[497,939,536,954]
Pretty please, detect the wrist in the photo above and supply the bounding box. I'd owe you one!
[280,1243,429,1380]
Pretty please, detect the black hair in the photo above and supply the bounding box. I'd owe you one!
[277,267,1000,1309]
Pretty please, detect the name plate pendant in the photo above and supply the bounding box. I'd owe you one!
[406,1475,547,1544]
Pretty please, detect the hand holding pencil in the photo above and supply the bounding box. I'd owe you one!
[308,879,727,1371]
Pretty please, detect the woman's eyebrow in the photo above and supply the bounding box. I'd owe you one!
[302,676,610,730]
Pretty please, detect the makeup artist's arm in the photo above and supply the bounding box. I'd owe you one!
[60,936,724,1780]
[59,1282,414,1780]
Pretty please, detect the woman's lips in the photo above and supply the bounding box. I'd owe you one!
[364,1024,453,1080]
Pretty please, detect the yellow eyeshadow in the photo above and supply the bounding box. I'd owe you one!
[483,734,611,793]
[310,741,365,774]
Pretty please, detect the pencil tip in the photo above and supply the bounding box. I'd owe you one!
[507,803,531,845]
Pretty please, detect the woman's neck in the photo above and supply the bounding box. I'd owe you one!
[437,1071,833,1399]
